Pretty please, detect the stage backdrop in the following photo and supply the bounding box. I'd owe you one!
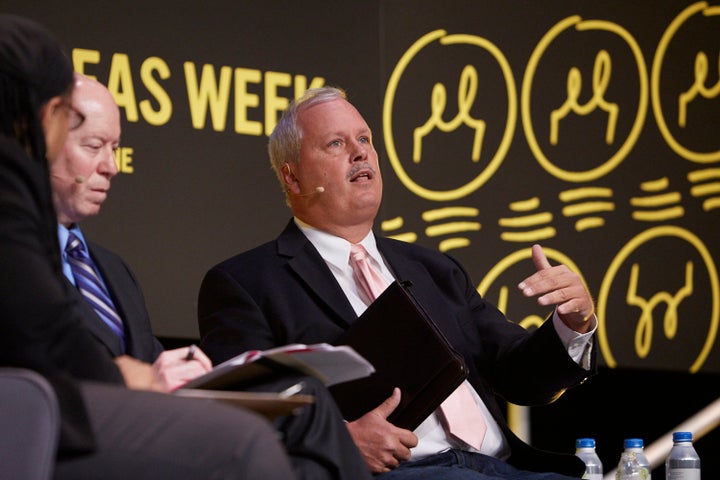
[5,0,719,374]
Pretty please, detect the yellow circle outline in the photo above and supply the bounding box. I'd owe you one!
[383,29,517,201]
[522,16,649,182]
[596,226,719,372]
[651,1,720,163]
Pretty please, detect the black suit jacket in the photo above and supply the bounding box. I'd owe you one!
[67,241,164,363]
[198,219,597,476]
[0,136,123,454]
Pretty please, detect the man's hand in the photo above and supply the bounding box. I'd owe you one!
[114,355,160,391]
[517,244,595,333]
[346,388,418,473]
[151,346,213,391]
[114,345,213,393]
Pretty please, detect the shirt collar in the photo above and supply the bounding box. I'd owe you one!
[57,223,87,252]
[293,217,381,269]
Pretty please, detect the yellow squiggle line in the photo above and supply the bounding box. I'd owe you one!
[439,238,471,252]
[498,212,553,227]
[575,217,605,231]
[422,207,480,221]
[632,207,685,221]
[426,222,481,237]
[630,192,682,207]
[500,227,556,242]
[562,201,615,217]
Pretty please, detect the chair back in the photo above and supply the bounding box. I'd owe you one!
[0,368,59,480]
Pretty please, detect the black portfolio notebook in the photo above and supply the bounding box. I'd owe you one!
[329,280,468,430]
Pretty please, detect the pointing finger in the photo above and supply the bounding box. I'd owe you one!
[531,244,552,271]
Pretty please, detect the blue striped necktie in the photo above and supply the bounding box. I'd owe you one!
[65,232,126,348]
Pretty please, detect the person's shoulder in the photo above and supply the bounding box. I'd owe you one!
[208,238,279,272]
[209,219,301,272]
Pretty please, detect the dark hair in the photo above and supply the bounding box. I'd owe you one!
[0,14,73,162]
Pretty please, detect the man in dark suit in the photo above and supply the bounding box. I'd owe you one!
[0,14,295,479]
[50,74,207,390]
[198,86,599,479]
[49,73,211,388]
[51,73,371,480]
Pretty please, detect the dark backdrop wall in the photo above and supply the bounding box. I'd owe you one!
[4,0,719,475]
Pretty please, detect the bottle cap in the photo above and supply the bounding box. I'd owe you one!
[624,438,644,448]
[672,431,693,442]
[576,438,596,448]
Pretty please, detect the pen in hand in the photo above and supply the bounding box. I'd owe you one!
[279,381,305,398]
[185,344,197,361]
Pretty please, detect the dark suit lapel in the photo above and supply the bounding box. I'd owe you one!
[86,244,136,356]
[377,237,469,345]
[377,237,433,292]
[65,274,125,357]
[277,220,358,325]
[85,242,163,362]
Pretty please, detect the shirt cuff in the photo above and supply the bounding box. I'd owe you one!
[552,310,597,368]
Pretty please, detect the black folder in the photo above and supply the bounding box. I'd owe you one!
[329,280,468,430]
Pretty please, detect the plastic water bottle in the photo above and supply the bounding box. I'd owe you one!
[624,438,651,479]
[665,431,701,480]
[615,448,643,480]
[575,438,603,479]
[616,438,652,480]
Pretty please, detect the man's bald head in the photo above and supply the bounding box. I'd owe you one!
[50,73,121,226]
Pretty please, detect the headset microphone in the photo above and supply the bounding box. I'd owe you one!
[296,186,325,196]
[51,174,85,184]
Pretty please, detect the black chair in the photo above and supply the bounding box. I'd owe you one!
[0,368,59,480]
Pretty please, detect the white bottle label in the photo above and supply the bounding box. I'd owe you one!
[666,469,700,480]
[582,474,602,480]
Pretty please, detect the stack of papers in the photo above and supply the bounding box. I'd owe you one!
[181,343,375,390]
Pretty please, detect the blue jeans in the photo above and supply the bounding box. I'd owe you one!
[375,450,581,479]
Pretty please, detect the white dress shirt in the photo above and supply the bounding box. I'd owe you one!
[295,218,596,461]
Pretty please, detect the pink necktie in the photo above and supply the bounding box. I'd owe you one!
[349,243,486,450]
[349,244,388,304]
[440,382,487,450]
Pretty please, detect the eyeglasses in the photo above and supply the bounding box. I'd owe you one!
[60,97,85,130]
